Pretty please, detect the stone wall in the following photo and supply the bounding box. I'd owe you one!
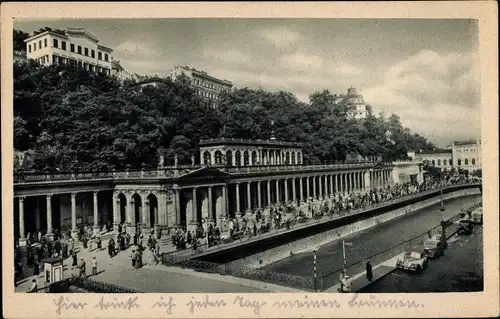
[227,188,480,269]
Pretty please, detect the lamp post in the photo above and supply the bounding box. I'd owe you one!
[342,241,353,276]
[439,189,446,246]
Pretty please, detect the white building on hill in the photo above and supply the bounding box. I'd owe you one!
[24,28,113,75]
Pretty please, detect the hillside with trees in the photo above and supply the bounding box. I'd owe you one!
[14,58,437,173]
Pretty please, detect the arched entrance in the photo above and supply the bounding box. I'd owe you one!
[226,150,233,166]
[147,193,158,229]
[118,193,127,224]
[132,193,142,230]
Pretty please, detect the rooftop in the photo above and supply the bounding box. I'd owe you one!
[199,138,303,148]
[453,140,480,146]
[418,149,453,154]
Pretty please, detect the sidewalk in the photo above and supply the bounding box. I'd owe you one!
[325,253,403,293]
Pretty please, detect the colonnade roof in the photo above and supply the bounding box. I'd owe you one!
[199,138,302,148]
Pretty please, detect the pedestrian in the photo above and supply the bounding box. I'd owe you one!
[27,279,38,293]
[33,259,40,277]
[72,251,78,267]
[108,238,115,257]
[78,258,86,278]
[97,237,102,251]
[91,256,98,276]
[366,260,373,281]
[68,238,74,256]
[130,250,136,268]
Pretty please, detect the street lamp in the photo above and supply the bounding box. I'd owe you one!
[342,240,353,276]
[439,189,447,246]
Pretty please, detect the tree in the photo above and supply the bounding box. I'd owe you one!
[13,29,30,51]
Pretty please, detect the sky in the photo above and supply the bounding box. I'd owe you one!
[14,18,481,147]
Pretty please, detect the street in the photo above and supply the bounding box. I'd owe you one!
[359,225,483,292]
[262,195,478,284]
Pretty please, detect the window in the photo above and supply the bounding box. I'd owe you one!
[34,43,37,51]
[28,45,31,53]
[437,159,441,166]
[53,55,57,64]
[91,50,95,58]
[432,160,435,166]
[77,45,82,54]
[84,48,88,56]
[465,158,469,165]
[44,39,47,47]
[61,41,66,50]
[104,53,108,61]
[472,158,476,165]
[449,159,452,166]
[53,39,58,48]
[70,43,75,52]
[39,40,42,49]
[457,159,461,166]
[98,52,102,60]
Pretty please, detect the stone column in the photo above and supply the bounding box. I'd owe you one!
[292,178,297,202]
[192,188,198,224]
[267,180,271,206]
[35,198,41,232]
[257,181,262,209]
[284,178,289,203]
[129,197,136,236]
[174,189,181,226]
[299,177,304,203]
[354,173,358,191]
[71,193,78,239]
[235,183,241,218]
[46,195,53,240]
[246,182,252,213]
[329,175,334,197]
[312,176,317,199]
[222,184,228,219]
[19,197,26,242]
[324,174,328,197]
[335,174,339,194]
[113,193,120,233]
[306,176,310,200]
[318,175,323,199]
[276,179,281,204]
[208,186,214,222]
[93,191,99,235]
[142,198,151,239]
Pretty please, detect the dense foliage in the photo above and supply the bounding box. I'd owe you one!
[14,60,436,172]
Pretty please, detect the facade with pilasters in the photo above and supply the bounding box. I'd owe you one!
[14,140,414,243]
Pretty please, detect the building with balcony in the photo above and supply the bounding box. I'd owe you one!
[168,66,233,108]
[333,87,368,119]
[24,28,113,75]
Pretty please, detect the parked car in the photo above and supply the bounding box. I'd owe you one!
[423,238,445,259]
[471,208,483,224]
[396,250,428,273]
[457,219,474,235]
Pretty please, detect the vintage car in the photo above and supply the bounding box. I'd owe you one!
[396,250,428,272]
[457,219,474,235]
[423,238,445,259]
[471,208,483,224]
[431,233,448,249]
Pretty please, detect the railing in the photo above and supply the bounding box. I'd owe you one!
[161,182,481,263]
[32,277,141,293]
[199,137,304,147]
[317,202,482,291]
[14,162,385,184]
[161,256,314,291]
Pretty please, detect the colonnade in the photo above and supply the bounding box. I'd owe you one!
[16,169,393,241]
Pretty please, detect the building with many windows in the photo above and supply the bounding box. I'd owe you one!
[452,140,481,171]
[409,139,481,171]
[168,66,233,108]
[333,87,368,119]
[24,28,113,75]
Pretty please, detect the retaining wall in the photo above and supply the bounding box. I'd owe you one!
[227,188,480,269]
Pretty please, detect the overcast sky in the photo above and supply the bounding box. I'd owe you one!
[15,18,480,147]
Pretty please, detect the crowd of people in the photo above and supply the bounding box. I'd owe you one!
[168,173,479,253]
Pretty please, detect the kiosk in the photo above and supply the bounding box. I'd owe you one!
[41,257,65,285]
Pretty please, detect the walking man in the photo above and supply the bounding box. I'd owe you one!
[91,256,98,276]
[366,260,373,281]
